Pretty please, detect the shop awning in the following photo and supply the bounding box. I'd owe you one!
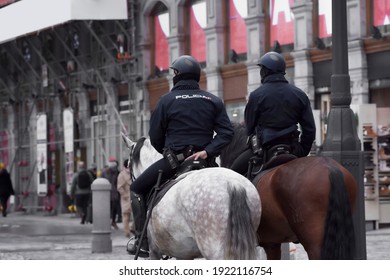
[0,0,127,44]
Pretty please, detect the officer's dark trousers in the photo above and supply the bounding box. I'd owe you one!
[230,148,254,176]
[129,156,176,256]
[131,157,176,196]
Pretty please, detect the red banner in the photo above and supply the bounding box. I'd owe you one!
[155,14,169,71]
[270,0,294,46]
[374,0,390,27]
[190,3,206,63]
[229,0,248,54]
[318,0,332,38]
[0,0,15,7]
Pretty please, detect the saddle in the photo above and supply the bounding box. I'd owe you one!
[145,159,209,211]
[248,144,297,182]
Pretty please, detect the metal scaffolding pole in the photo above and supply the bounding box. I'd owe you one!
[52,23,128,135]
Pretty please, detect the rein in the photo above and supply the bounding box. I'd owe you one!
[128,144,136,181]
[128,137,146,181]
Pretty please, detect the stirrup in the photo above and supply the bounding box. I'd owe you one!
[127,236,137,254]
[127,236,149,258]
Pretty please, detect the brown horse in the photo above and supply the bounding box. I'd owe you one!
[220,122,358,260]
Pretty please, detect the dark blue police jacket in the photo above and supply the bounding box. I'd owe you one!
[149,79,233,157]
[244,73,316,155]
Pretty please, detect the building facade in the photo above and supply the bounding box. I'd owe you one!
[0,0,389,227]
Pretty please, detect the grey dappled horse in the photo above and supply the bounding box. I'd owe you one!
[122,134,262,260]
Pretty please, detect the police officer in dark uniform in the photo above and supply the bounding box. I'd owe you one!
[231,51,316,176]
[128,55,234,257]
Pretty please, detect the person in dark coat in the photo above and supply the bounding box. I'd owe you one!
[231,51,316,176]
[71,161,94,224]
[102,160,121,230]
[0,163,15,217]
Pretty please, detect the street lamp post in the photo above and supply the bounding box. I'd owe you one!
[321,0,367,259]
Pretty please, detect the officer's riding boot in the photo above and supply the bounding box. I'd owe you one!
[127,192,149,258]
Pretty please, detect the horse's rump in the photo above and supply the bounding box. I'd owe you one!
[220,123,358,260]
[255,156,357,259]
[148,168,261,259]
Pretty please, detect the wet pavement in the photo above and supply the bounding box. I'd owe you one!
[0,212,138,260]
[1,211,390,260]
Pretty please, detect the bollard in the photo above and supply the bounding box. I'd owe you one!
[91,178,112,253]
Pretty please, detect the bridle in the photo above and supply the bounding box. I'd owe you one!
[126,136,147,182]
[128,144,137,181]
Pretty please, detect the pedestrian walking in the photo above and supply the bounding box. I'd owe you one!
[102,159,121,230]
[117,159,135,238]
[0,162,15,217]
[71,161,94,224]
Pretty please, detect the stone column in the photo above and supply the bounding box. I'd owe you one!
[167,2,186,64]
[292,50,315,106]
[204,0,225,98]
[245,0,266,94]
[346,0,368,105]
[348,40,369,104]
[291,0,315,107]
[291,0,313,50]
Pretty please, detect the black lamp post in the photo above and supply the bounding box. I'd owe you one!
[321,0,367,259]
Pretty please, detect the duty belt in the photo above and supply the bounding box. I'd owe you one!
[175,145,195,161]
[163,145,195,169]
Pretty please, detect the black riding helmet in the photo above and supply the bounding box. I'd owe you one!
[170,55,201,82]
[257,51,286,74]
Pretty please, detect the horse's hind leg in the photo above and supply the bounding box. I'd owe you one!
[149,250,161,260]
[297,233,322,260]
[148,240,162,260]
[261,243,282,260]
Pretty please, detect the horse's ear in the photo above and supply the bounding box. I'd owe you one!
[121,132,135,149]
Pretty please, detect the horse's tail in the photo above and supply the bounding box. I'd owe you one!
[225,186,258,260]
[321,164,355,259]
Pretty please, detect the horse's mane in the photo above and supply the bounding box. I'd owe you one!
[220,122,248,168]
[132,137,146,166]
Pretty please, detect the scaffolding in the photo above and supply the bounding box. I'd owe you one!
[0,0,140,213]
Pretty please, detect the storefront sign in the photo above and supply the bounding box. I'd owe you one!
[63,108,74,195]
[36,113,48,196]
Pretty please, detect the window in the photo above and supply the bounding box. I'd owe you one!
[229,0,248,58]
[373,0,390,34]
[226,102,246,124]
[269,0,294,48]
[318,0,332,38]
[153,4,170,72]
[189,0,207,63]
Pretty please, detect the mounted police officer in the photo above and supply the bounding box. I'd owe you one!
[231,51,316,176]
[128,55,234,257]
